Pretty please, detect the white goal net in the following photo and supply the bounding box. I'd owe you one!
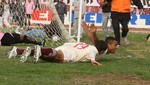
[0,0,75,47]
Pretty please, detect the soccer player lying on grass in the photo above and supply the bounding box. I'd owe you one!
[0,32,45,46]
[8,22,118,66]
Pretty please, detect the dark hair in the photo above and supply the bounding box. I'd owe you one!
[105,37,117,45]
[94,40,107,54]
[146,34,150,40]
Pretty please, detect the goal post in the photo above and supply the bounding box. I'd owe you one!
[49,1,76,43]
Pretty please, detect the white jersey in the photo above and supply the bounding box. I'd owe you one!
[55,42,98,62]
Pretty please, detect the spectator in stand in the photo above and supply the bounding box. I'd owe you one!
[16,0,25,29]
[100,0,113,40]
[9,0,17,23]
[55,0,67,24]
[25,0,34,29]
[130,7,137,14]
[33,0,41,29]
[0,0,4,27]
[1,0,11,27]
[34,0,41,10]
[107,0,143,46]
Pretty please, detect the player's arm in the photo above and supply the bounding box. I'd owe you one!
[132,0,143,10]
[99,0,108,7]
[91,60,102,66]
[132,0,143,13]
[81,21,99,44]
[90,51,102,66]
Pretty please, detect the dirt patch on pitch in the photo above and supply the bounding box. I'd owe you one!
[72,74,150,85]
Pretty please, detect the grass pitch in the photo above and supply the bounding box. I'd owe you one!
[0,32,150,85]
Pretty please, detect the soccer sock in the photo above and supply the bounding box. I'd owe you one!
[16,49,24,55]
[41,48,57,56]
[39,48,59,62]
[16,48,57,57]
[17,49,34,56]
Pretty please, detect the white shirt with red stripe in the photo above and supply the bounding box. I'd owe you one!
[55,42,99,62]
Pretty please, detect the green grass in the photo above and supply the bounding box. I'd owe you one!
[0,32,150,85]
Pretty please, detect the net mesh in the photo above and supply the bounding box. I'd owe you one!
[0,0,75,47]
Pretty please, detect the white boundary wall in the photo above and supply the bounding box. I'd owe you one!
[63,0,150,29]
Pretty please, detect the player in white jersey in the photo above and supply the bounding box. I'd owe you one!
[55,42,98,63]
[8,22,118,66]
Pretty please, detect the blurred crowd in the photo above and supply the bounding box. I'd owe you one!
[0,0,44,29]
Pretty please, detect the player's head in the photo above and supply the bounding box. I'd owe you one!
[146,34,150,42]
[95,37,118,54]
[105,37,118,54]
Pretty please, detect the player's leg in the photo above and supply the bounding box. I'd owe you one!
[40,50,64,63]
[120,19,129,45]
[1,33,15,46]
[3,10,11,27]
[112,19,120,45]
[8,46,34,62]
[33,45,63,63]
[14,33,45,46]
[33,45,55,63]
[18,15,24,28]
[28,14,31,28]
[41,47,57,56]
[20,47,32,63]
[8,46,18,58]
[109,13,114,36]
[102,12,109,39]
[24,14,27,29]
[59,14,64,24]
[73,18,78,37]
[8,46,34,58]
[16,48,34,56]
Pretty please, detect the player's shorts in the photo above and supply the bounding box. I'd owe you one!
[55,46,77,62]
[1,33,15,46]
[1,33,20,46]
[11,33,20,43]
